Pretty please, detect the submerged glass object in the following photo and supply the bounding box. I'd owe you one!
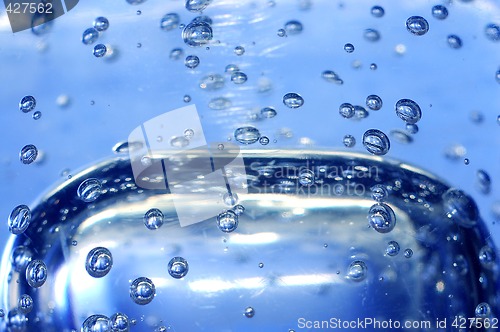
[0,150,496,331]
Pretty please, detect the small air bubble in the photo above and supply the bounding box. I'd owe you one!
[93,17,109,31]
[85,247,113,278]
[362,129,390,155]
[130,277,155,305]
[168,257,189,279]
[19,145,38,165]
[371,5,385,18]
[432,5,449,20]
[342,135,356,148]
[185,55,200,68]
[347,260,367,281]
[447,35,463,49]
[19,96,36,113]
[406,16,429,36]
[234,46,245,56]
[284,20,303,35]
[244,307,255,318]
[143,208,164,230]
[32,111,42,120]
[344,43,354,53]
[93,44,107,57]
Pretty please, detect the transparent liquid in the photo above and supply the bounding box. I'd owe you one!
[0,150,497,331]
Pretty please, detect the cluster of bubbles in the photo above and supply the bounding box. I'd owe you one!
[19,95,42,121]
[82,16,110,57]
[5,1,500,330]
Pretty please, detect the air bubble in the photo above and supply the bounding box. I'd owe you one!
[478,246,496,269]
[8,205,31,235]
[370,63,377,70]
[442,188,479,228]
[130,277,156,305]
[234,204,245,215]
[17,294,33,314]
[347,260,367,281]
[368,203,396,233]
[475,302,491,318]
[143,208,165,230]
[25,259,47,288]
[371,185,388,202]
[476,169,491,194]
[284,20,303,35]
[110,312,129,332]
[485,23,500,42]
[185,0,212,12]
[386,241,400,256]
[85,247,113,278]
[170,48,184,60]
[406,16,429,36]
[259,136,270,145]
[82,314,111,332]
[344,43,354,53]
[342,135,356,148]
[390,130,413,144]
[11,246,33,272]
[183,95,192,103]
[185,55,200,68]
[234,46,245,56]
[184,128,195,139]
[160,13,180,31]
[19,144,38,164]
[363,29,380,42]
[192,15,213,25]
[225,64,239,73]
[231,71,248,84]
[260,107,277,118]
[354,106,369,120]
[170,136,190,147]
[447,35,462,49]
[321,70,343,85]
[223,192,238,206]
[234,126,260,145]
[217,210,239,233]
[182,21,213,47]
[298,169,315,186]
[93,17,109,31]
[339,103,355,118]
[32,111,42,120]
[371,5,384,18]
[77,178,102,203]
[82,27,99,45]
[244,307,255,318]
[395,99,422,124]
[93,44,107,57]
[277,29,286,37]
[432,5,448,20]
[168,257,189,278]
[362,129,390,155]
[404,249,413,258]
[19,95,36,113]
[366,95,383,110]
[406,124,419,134]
